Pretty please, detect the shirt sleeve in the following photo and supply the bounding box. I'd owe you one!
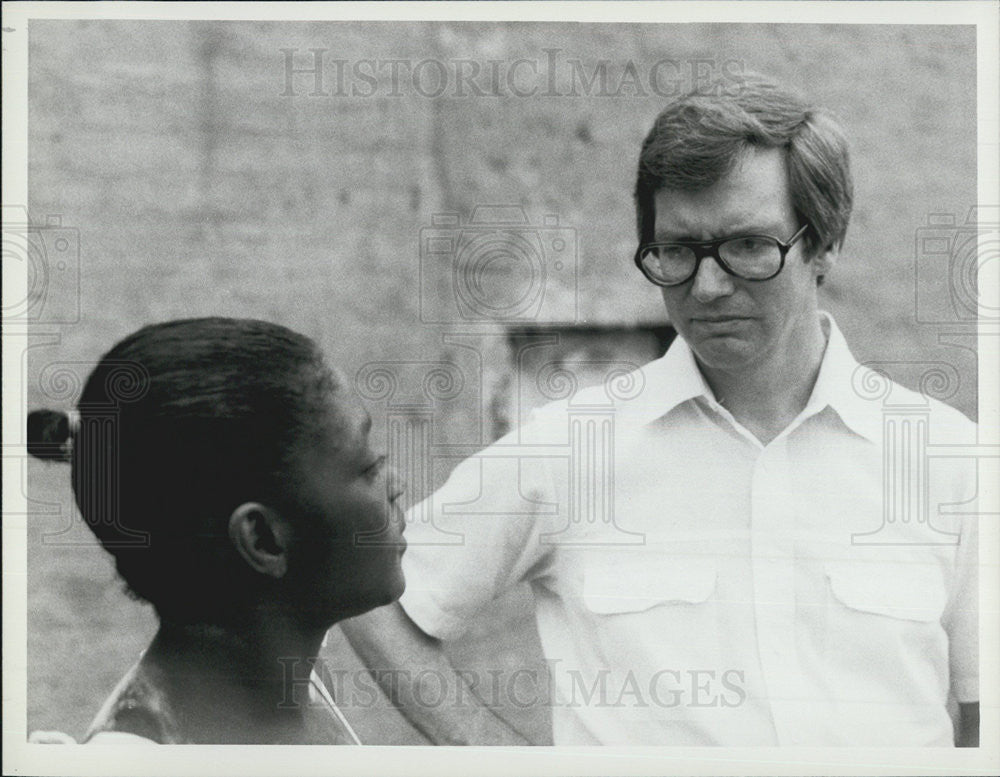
[399,418,560,641]
[942,510,978,703]
[936,409,980,704]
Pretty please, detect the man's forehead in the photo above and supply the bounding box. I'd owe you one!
[652,196,791,236]
[651,149,795,237]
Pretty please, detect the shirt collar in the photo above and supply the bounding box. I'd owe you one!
[803,312,883,442]
[643,312,882,442]
[645,333,715,415]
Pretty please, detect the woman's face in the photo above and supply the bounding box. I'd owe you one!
[282,387,407,624]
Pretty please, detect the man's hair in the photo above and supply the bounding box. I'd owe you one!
[634,74,854,264]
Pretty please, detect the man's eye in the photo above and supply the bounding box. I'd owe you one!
[660,245,689,261]
[737,237,769,251]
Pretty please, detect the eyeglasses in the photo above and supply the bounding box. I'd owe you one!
[634,223,810,287]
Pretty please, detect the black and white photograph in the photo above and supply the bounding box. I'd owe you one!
[3,2,998,775]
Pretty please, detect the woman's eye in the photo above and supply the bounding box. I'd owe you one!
[364,456,386,480]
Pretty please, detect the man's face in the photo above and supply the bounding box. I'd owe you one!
[653,147,828,375]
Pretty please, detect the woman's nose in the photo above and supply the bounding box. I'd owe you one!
[386,466,407,502]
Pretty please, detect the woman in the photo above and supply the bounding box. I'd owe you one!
[27,318,406,744]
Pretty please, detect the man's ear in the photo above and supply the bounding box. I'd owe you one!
[228,502,292,578]
[811,245,837,282]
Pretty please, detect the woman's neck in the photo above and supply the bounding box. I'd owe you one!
[142,609,328,743]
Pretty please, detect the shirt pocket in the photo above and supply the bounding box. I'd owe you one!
[824,559,947,623]
[582,554,718,615]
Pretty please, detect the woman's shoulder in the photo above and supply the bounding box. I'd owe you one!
[28,729,158,745]
[82,661,184,744]
[28,663,173,745]
[33,661,364,746]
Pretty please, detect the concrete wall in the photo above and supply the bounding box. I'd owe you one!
[27,22,979,422]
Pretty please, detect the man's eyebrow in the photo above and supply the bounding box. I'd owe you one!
[654,230,695,242]
[654,223,785,241]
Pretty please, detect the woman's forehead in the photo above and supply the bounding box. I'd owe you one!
[316,390,371,453]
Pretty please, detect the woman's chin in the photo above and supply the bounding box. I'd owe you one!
[383,569,407,606]
[340,575,406,617]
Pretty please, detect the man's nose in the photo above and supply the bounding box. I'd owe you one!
[690,254,735,302]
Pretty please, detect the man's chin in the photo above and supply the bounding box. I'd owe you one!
[688,335,756,372]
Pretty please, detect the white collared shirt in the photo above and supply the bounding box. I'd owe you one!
[399,314,978,745]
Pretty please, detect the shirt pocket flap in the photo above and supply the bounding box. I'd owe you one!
[582,555,717,615]
[825,560,947,622]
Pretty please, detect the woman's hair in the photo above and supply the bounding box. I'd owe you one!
[28,318,336,621]
[634,73,854,272]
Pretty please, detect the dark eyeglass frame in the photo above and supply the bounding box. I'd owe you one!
[634,223,811,287]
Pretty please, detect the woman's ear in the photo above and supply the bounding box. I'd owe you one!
[228,502,292,578]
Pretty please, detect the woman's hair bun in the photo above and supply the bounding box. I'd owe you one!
[27,409,73,462]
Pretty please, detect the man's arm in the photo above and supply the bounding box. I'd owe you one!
[339,602,532,745]
[956,702,979,747]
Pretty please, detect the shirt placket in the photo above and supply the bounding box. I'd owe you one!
[749,436,805,745]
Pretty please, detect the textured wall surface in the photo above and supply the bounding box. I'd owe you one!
[23,20,978,741]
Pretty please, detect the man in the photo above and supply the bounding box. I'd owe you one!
[341,75,979,746]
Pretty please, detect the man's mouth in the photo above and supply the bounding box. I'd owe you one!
[691,315,751,325]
